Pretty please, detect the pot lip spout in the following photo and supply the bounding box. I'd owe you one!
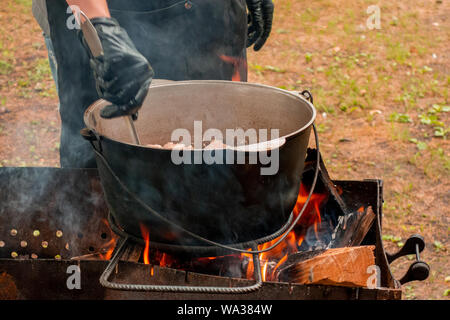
[84,80,317,149]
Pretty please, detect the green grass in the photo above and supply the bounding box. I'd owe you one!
[16,58,56,98]
[390,124,412,142]
[12,0,32,7]
[0,60,13,75]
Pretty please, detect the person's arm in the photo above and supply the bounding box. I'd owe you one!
[66,0,110,19]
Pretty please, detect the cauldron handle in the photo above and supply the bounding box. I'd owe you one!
[300,90,314,104]
[100,236,263,293]
[81,127,103,153]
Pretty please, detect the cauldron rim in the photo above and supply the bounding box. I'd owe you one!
[84,80,317,149]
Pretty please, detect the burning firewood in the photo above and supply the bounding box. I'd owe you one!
[275,246,376,287]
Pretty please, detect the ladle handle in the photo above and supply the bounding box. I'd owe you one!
[126,115,141,145]
[77,11,103,58]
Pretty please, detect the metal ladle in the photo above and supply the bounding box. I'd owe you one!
[78,10,141,145]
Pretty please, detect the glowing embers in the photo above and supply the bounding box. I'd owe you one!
[98,219,118,260]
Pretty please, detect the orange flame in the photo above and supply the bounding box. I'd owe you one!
[243,249,254,279]
[136,182,328,283]
[99,238,116,260]
[294,184,328,225]
[238,183,328,281]
[297,234,304,247]
[99,219,118,260]
[140,224,150,265]
[219,55,247,82]
[271,254,288,280]
[160,253,168,267]
[139,224,179,270]
[261,261,269,282]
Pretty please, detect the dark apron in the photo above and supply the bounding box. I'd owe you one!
[46,0,248,168]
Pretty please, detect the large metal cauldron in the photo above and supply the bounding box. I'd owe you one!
[83,81,316,253]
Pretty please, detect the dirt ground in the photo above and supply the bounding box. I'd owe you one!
[0,0,448,300]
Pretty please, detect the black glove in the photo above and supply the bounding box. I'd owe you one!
[80,17,154,119]
[246,0,274,51]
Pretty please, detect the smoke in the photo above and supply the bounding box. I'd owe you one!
[0,167,108,259]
